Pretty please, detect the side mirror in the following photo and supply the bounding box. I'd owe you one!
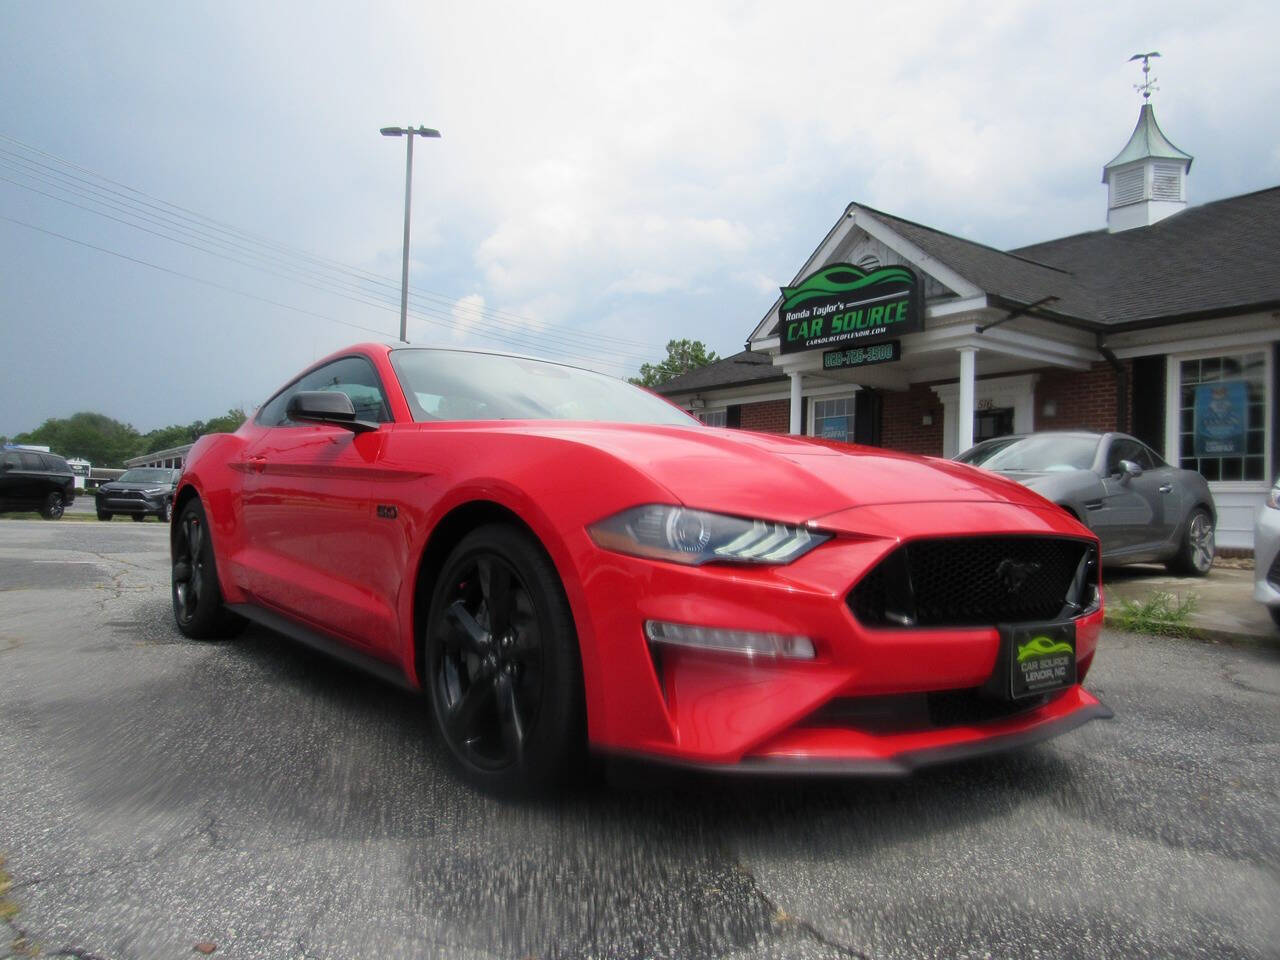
[1117,459,1143,482]
[287,391,378,433]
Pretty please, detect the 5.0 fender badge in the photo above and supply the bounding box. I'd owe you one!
[376,504,398,520]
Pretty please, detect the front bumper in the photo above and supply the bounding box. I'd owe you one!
[1253,505,1280,607]
[97,493,168,514]
[572,499,1106,770]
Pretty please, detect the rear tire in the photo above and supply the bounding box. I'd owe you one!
[1270,607,1280,630]
[1166,508,1214,576]
[171,499,246,639]
[424,524,585,795]
[39,491,64,520]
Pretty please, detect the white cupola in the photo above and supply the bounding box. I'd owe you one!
[1103,55,1193,233]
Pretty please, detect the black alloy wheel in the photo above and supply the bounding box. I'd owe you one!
[40,491,64,520]
[171,499,245,639]
[160,500,172,524]
[426,525,584,794]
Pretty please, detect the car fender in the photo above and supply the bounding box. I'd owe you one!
[174,431,253,605]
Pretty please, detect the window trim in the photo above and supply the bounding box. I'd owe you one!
[255,353,394,428]
[1164,346,1273,491]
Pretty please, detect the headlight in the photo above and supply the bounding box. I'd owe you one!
[588,505,830,566]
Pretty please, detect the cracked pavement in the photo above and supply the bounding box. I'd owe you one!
[0,519,1277,959]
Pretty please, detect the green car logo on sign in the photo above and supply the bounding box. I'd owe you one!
[778,262,922,354]
[1017,636,1075,662]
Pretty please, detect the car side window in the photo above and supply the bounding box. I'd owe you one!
[1106,439,1146,474]
[2,453,20,470]
[1137,443,1165,469]
[20,452,44,470]
[257,356,392,427]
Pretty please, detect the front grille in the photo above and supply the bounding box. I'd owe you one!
[848,536,1094,628]
[1268,551,1280,591]
[801,688,1058,733]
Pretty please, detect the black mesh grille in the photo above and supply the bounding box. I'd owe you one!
[1268,551,1280,591]
[848,536,1093,628]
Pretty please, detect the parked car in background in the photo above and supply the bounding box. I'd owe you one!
[171,344,1109,794]
[955,431,1217,575]
[95,467,181,522]
[1253,480,1280,629]
[0,448,77,519]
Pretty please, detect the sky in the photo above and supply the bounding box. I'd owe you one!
[1,0,1277,438]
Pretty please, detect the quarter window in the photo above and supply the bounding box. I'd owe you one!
[699,409,727,427]
[257,356,392,427]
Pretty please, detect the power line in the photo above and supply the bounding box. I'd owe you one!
[0,150,659,365]
[0,134,670,354]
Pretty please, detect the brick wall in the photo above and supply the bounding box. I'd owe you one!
[739,398,790,434]
[1035,361,1133,434]
[881,383,945,454]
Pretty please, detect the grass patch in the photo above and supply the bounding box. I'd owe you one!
[1108,590,1200,637]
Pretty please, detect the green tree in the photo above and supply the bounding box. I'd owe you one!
[199,408,248,435]
[13,413,141,467]
[630,339,720,388]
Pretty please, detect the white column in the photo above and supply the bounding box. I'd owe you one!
[789,370,803,435]
[957,347,977,454]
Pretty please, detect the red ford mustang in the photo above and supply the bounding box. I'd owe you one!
[171,343,1109,792]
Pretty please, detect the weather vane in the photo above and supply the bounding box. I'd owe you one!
[1129,51,1161,101]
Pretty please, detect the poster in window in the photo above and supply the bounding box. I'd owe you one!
[1193,381,1247,456]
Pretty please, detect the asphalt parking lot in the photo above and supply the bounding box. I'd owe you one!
[0,520,1277,960]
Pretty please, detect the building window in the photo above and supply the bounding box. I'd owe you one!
[1178,351,1267,481]
[813,397,853,442]
[700,409,727,427]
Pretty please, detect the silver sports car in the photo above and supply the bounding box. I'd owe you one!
[957,432,1217,575]
[1253,480,1280,628]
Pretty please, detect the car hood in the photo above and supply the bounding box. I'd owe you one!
[492,423,1058,525]
[99,481,173,493]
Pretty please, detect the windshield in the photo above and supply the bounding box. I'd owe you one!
[979,435,1099,472]
[390,349,699,426]
[956,437,1020,465]
[119,468,177,483]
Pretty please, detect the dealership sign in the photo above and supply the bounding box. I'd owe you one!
[778,263,922,354]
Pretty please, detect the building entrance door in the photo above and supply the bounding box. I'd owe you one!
[974,407,1015,442]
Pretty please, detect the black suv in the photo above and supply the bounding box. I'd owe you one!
[95,467,181,522]
[0,449,77,519]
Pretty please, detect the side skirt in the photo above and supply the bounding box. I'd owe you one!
[226,602,419,693]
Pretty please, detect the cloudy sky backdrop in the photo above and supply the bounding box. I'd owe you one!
[1,0,1276,436]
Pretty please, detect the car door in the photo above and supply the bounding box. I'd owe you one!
[240,355,397,651]
[0,451,29,505]
[1097,437,1160,555]
[1128,442,1180,552]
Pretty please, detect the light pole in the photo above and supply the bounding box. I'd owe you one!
[380,124,441,343]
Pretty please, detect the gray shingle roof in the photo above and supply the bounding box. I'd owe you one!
[1012,185,1280,325]
[761,186,1279,338]
[653,349,784,395]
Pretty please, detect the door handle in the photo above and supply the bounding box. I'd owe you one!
[248,455,267,474]
[1159,483,1173,494]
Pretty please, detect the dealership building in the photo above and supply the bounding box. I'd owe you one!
[656,99,1279,550]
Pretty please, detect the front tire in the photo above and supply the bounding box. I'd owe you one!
[172,499,246,639]
[159,500,172,524]
[1167,508,1215,576]
[424,524,585,794]
[39,491,64,520]
[131,514,146,522]
[97,509,112,521]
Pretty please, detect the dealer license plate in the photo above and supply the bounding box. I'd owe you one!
[999,621,1077,700]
